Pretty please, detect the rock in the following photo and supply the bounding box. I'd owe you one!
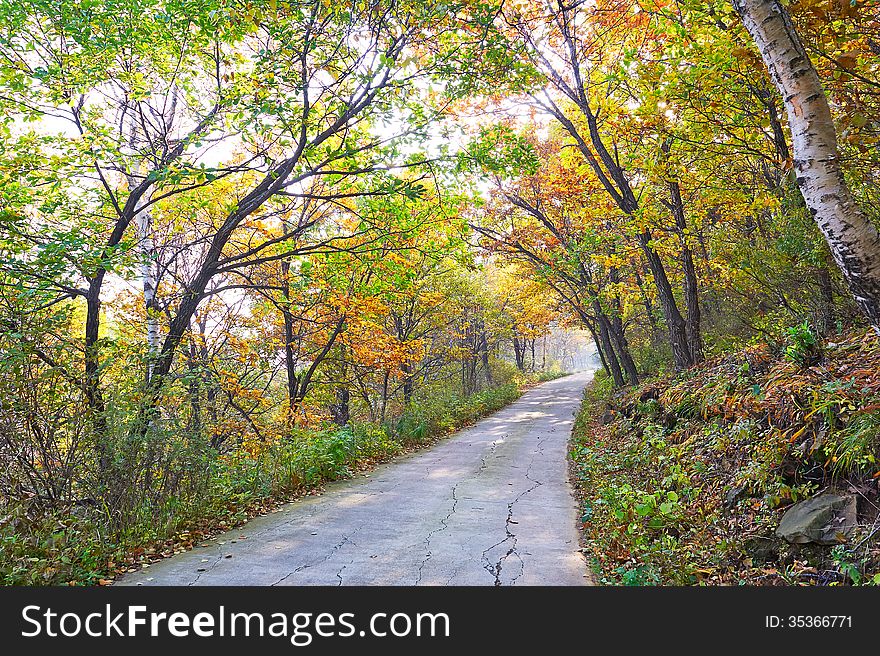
[638,387,660,403]
[775,494,857,545]
[599,409,616,425]
[724,485,746,508]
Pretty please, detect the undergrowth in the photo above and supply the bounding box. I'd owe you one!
[570,329,880,586]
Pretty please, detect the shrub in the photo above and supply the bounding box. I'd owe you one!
[784,321,821,367]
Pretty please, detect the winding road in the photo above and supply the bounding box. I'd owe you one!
[117,370,594,586]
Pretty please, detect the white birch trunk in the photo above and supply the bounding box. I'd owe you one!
[733,0,880,331]
[125,105,159,380]
[124,86,179,380]
[137,195,158,368]
[127,174,158,380]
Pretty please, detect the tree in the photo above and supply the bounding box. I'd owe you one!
[733,0,880,331]
[467,129,641,387]
[498,0,702,369]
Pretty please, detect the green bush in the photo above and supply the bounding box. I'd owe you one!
[784,321,821,367]
[396,382,521,444]
[822,410,880,477]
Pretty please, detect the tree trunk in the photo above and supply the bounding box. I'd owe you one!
[279,221,300,426]
[609,315,639,385]
[734,0,880,331]
[633,265,660,339]
[138,204,159,378]
[330,387,350,426]
[195,317,221,449]
[379,370,389,423]
[480,325,493,386]
[84,279,108,471]
[292,316,347,417]
[682,246,703,365]
[668,180,704,364]
[125,101,170,383]
[282,306,299,423]
[401,360,414,404]
[593,307,625,388]
[750,80,791,189]
[186,329,201,434]
[637,230,693,369]
[512,334,526,372]
[461,317,479,396]
[126,176,159,382]
[695,227,722,320]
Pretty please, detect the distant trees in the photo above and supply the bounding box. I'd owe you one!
[471,133,642,387]
[497,0,703,370]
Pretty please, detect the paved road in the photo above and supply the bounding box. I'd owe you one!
[117,370,594,586]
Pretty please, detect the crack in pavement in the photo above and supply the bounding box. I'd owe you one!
[487,505,522,586]
[476,437,505,476]
[188,553,224,586]
[508,434,549,585]
[415,482,460,584]
[335,560,352,586]
[270,527,362,586]
[481,432,547,586]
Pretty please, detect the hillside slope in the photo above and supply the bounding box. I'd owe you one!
[571,329,880,585]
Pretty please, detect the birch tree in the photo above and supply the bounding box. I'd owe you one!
[733,0,880,331]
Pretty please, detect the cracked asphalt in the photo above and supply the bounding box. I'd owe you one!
[117,370,595,586]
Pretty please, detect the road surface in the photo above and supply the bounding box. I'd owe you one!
[117,370,594,586]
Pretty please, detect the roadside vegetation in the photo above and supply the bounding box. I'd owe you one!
[1,367,567,585]
[571,327,880,586]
